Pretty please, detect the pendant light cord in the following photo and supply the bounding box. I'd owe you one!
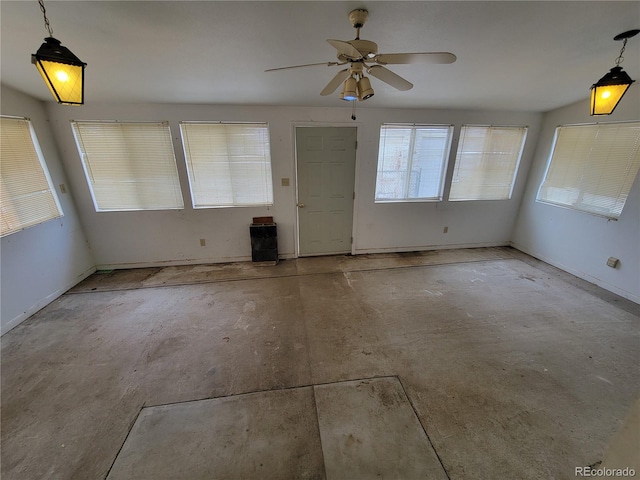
[38,0,53,37]
[615,38,627,66]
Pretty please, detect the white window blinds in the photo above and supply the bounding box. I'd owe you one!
[449,125,527,201]
[537,122,640,219]
[375,124,453,202]
[1,116,63,237]
[179,122,273,208]
[71,121,184,212]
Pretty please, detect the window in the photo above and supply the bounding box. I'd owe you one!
[537,122,640,219]
[179,122,273,208]
[1,116,63,237]
[71,121,184,212]
[449,125,527,201]
[375,124,453,202]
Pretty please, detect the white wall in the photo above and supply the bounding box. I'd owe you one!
[1,85,95,334]
[512,88,640,303]
[46,102,541,268]
[353,108,541,253]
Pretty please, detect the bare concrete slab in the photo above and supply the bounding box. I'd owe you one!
[2,248,638,480]
[342,260,640,479]
[299,273,394,384]
[1,277,312,479]
[314,377,448,480]
[106,387,325,480]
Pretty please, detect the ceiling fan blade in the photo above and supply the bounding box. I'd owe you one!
[265,61,340,72]
[327,39,362,60]
[374,52,457,65]
[367,65,413,91]
[320,69,351,96]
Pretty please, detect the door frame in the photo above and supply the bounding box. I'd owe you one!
[292,122,361,258]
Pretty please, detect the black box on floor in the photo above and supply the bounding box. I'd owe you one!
[250,223,278,264]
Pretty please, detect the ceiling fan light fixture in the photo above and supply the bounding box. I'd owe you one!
[589,29,639,116]
[265,8,456,108]
[32,36,86,105]
[343,76,358,101]
[358,76,374,100]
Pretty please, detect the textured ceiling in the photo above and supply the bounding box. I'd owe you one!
[1,1,639,112]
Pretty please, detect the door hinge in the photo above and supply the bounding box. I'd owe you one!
[355,140,358,150]
[353,192,355,200]
[351,236,353,244]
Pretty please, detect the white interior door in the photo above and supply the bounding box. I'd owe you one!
[296,127,357,256]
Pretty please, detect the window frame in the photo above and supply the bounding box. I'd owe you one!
[448,124,528,202]
[71,120,184,212]
[1,115,63,237]
[179,121,274,209]
[374,123,454,203]
[536,121,640,219]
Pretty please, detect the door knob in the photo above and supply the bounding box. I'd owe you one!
[297,203,305,208]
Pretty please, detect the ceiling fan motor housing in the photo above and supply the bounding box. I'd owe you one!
[348,9,369,29]
[349,39,378,58]
[337,39,378,62]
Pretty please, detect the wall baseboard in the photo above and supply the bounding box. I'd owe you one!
[354,241,510,256]
[96,253,297,270]
[1,265,97,336]
[510,242,639,304]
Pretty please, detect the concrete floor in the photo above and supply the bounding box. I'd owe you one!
[1,247,638,480]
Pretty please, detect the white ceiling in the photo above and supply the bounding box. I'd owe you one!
[1,1,639,112]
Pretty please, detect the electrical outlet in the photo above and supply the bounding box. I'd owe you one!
[281,178,290,187]
[606,257,619,268]
[59,184,67,194]
[200,239,206,247]
[443,226,449,233]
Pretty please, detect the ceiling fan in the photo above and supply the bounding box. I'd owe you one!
[265,9,456,102]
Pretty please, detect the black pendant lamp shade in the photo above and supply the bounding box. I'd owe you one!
[590,66,634,115]
[589,29,639,116]
[32,36,86,105]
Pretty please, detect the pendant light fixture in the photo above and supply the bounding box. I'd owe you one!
[590,29,639,116]
[31,0,86,105]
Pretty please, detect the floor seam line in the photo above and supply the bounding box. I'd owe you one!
[141,374,400,409]
[396,376,452,480]
[310,384,328,480]
[103,403,145,480]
